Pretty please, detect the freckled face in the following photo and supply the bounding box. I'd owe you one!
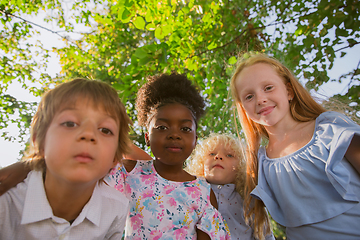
[146,103,197,168]
[203,143,239,185]
[235,63,293,128]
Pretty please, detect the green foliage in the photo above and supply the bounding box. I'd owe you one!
[270,218,286,240]
[1,1,359,235]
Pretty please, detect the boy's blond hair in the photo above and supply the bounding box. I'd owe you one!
[186,132,246,197]
[24,78,132,172]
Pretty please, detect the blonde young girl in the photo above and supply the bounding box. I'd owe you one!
[230,53,360,240]
[187,133,274,240]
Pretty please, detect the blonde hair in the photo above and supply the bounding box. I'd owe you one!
[186,132,246,197]
[24,78,132,172]
[230,52,326,239]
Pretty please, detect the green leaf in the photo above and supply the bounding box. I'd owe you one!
[228,56,237,65]
[335,28,349,37]
[121,8,132,23]
[146,23,156,31]
[134,48,148,59]
[347,38,357,45]
[134,16,145,30]
[207,41,217,50]
[139,57,151,65]
[155,27,165,39]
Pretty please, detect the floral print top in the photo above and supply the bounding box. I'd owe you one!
[106,160,231,240]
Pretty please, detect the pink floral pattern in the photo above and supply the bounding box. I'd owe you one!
[106,160,230,239]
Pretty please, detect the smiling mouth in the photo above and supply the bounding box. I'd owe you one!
[258,106,274,115]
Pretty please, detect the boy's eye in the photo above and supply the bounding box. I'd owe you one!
[181,127,192,132]
[99,128,113,135]
[61,121,77,128]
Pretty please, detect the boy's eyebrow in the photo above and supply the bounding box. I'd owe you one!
[58,105,116,119]
[57,106,78,113]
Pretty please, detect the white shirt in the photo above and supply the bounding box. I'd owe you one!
[0,171,129,240]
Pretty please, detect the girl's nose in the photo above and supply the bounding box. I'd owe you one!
[257,93,267,105]
[167,130,181,140]
[215,154,223,160]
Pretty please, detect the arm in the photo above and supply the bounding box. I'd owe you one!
[0,161,30,196]
[209,188,218,209]
[345,134,360,174]
[122,143,152,173]
[123,143,152,160]
[196,229,211,240]
[194,189,218,239]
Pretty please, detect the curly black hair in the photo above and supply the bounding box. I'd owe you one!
[136,73,206,128]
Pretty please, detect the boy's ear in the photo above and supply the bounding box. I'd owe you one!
[286,82,294,101]
[144,132,150,146]
[33,134,44,156]
[111,158,118,168]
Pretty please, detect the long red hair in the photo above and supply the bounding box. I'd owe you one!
[230,53,325,239]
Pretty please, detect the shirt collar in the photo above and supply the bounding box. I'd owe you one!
[74,182,102,227]
[21,171,53,225]
[212,183,236,195]
[21,171,103,227]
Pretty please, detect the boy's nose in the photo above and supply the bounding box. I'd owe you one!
[78,123,97,143]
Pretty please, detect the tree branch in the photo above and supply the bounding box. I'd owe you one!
[186,30,248,60]
[0,10,83,50]
[350,58,360,83]
[335,41,360,52]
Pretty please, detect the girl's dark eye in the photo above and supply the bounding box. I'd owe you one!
[100,128,113,135]
[182,127,192,132]
[61,121,77,128]
[156,125,167,130]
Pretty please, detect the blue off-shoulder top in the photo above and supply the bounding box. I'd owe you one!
[251,111,360,232]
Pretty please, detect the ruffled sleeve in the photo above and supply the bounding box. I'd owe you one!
[104,163,127,195]
[251,111,360,227]
[323,112,360,201]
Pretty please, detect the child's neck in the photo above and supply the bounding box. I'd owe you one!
[154,159,195,182]
[266,120,315,158]
[44,174,96,222]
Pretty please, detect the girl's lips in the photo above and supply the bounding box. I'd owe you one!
[213,164,224,169]
[258,106,274,115]
[166,147,182,152]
